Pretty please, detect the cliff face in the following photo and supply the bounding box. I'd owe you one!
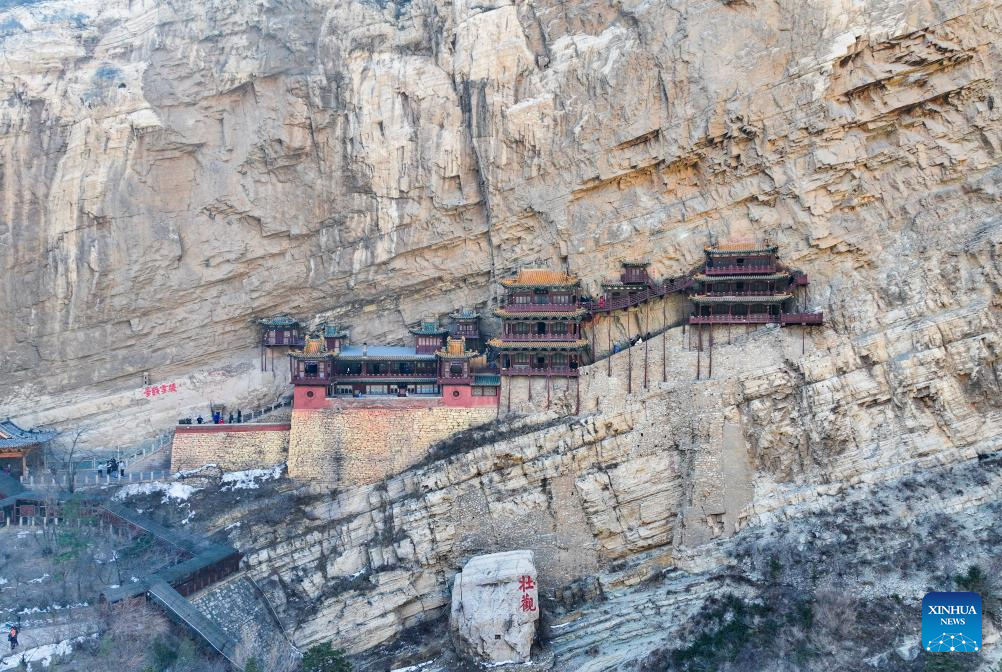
[3,0,1000,448]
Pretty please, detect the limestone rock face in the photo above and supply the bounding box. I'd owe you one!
[2,0,1000,456]
[450,551,539,665]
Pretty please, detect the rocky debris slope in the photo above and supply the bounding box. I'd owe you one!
[2,0,1000,453]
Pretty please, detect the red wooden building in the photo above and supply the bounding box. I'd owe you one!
[687,242,822,326]
[0,420,55,477]
[288,319,499,407]
[450,309,483,352]
[488,269,588,377]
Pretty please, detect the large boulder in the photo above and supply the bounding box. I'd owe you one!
[450,550,539,665]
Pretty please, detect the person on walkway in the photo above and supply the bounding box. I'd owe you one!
[119,461,126,478]
[236,410,242,423]
[8,625,18,651]
[227,413,234,424]
[196,415,204,424]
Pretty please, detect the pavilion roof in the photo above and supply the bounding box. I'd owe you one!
[493,307,587,319]
[690,293,792,304]
[322,324,349,338]
[338,345,437,361]
[704,242,777,255]
[0,420,56,450]
[473,374,501,386]
[500,269,579,288]
[694,272,790,282]
[409,320,449,335]
[258,315,298,328]
[450,309,480,320]
[487,338,588,350]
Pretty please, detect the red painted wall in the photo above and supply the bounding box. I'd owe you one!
[294,385,330,410]
[441,385,499,408]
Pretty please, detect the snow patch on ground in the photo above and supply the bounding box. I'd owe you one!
[0,633,96,671]
[113,481,199,502]
[220,464,283,491]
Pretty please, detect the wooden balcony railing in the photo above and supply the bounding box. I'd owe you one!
[780,312,823,325]
[501,303,581,312]
[696,290,786,297]
[499,333,580,341]
[292,374,330,384]
[500,366,579,377]
[689,314,778,324]
[333,372,438,379]
[704,264,777,275]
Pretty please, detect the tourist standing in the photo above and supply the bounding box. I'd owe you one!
[8,624,18,651]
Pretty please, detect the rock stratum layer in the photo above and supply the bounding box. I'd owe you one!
[3,0,1000,449]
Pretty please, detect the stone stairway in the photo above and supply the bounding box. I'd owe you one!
[190,574,300,671]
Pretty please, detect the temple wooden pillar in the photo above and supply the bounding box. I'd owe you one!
[607,319,612,377]
[643,302,650,390]
[697,323,702,380]
[662,300,667,383]
[708,325,714,379]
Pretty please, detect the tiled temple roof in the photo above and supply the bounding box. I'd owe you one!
[689,293,792,304]
[258,315,298,328]
[473,374,501,386]
[704,242,777,255]
[487,338,588,350]
[500,269,579,288]
[0,420,56,450]
[338,345,437,361]
[322,324,348,338]
[493,307,587,319]
[409,320,449,335]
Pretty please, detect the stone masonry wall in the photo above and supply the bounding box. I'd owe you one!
[287,401,497,486]
[170,424,290,473]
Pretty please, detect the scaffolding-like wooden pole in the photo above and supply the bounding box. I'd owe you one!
[644,302,650,390]
[627,310,633,393]
[662,300,667,382]
[708,325,714,379]
[696,323,702,380]
[607,319,612,377]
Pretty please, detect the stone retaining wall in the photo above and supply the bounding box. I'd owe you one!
[287,400,497,485]
[170,424,291,472]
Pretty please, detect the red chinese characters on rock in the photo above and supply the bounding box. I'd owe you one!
[518,575,537,613]
[143,382,179,398]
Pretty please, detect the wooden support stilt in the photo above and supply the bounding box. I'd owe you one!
[590,318,596,362]
[708,325,714,379]
[644,303,649,390]
[662,301,667,382]
[802,327,806,355]
[546,374,551,409]
[527,374,532,402]
[697,323,702,380]
[607,319,612,377]
[627,338,633,393]
[728,321,731,345]
[575,377,580,415]
[507,377,512,413]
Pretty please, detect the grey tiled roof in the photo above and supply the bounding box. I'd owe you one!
[0,420,56,449]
